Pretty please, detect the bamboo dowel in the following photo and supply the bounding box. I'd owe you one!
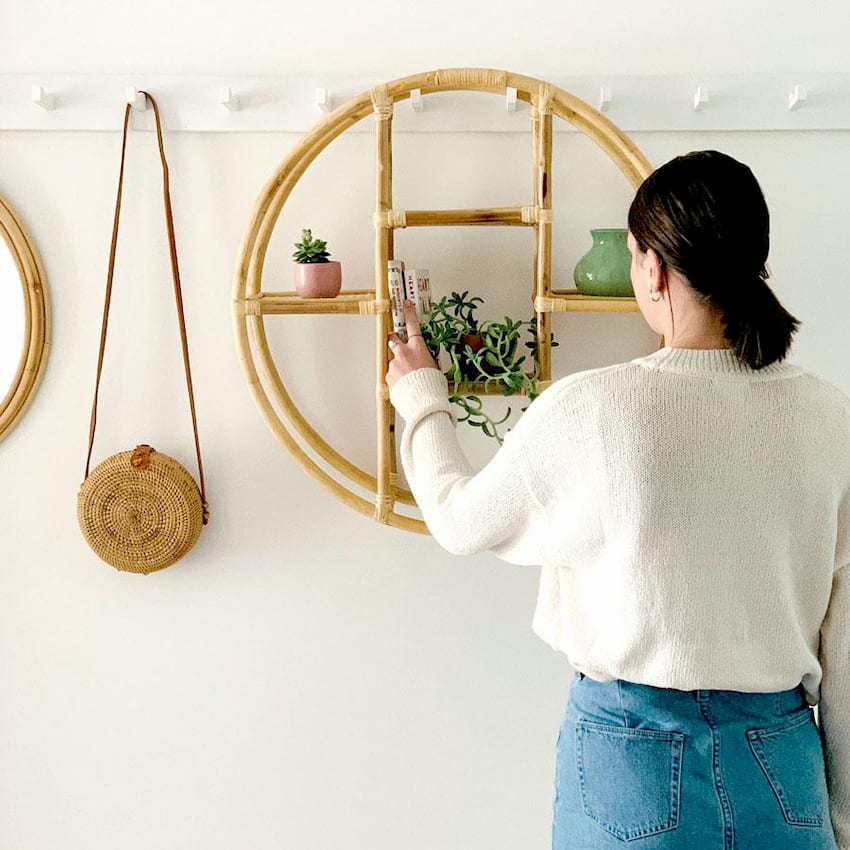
[238,290,380,315]
[531,83,554,384]
[373,84,396,526]
[375,206,548,228]
[536,293,641,313]
[449,377,551,397]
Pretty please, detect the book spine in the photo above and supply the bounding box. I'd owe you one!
[416,268,432,316]
[404,268,432,320]
[388,259,406,337]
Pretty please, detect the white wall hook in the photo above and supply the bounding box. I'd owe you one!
[788,84,807,110]
[599,86,612,112]
[315,87,331,113]
[410,88,423,112]
[505,86,518,112]
[30,85,55,110]
[125,87,147,111]
[693,86,709,111]
[219,86,240,111]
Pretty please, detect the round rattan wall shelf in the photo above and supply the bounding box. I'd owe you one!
[232,67,653,535]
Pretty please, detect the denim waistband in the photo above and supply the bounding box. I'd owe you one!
[572,670,809,724]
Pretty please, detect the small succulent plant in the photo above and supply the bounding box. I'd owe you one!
[292,229,331,264]
[420,290,558,443]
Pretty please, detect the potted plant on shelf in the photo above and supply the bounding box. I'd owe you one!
[420,290,558,443]
[292,228,342,298]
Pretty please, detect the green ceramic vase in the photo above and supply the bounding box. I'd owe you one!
[573,228,634,297]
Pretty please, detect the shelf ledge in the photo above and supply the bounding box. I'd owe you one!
[236,290,388,316]
[373,205,552,228]
[536,291,640,313]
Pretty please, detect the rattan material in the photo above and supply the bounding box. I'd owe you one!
[232,67,655,534]
[77,445,203,574]
[0,195,50,444]
[79,91,208,572]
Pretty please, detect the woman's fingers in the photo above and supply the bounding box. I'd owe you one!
[403,300,421,338]
[386,302,439,390]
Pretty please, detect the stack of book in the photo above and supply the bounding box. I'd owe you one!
[388,260,431,339]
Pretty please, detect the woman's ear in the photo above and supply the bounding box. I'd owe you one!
[646,248,665,281]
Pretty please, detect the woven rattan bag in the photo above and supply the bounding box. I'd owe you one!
[78,91,209,574]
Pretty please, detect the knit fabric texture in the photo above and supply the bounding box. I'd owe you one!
[389,346,850,848]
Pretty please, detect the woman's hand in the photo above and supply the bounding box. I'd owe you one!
[386,300,440,391]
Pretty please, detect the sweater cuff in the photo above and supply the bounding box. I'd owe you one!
[389,367,457,426]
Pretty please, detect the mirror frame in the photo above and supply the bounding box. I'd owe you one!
[0,194,50,444]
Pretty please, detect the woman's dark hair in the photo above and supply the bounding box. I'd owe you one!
[627,150,801,369]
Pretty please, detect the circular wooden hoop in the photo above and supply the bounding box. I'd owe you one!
[232,67,653,534]
[0,194,50,444]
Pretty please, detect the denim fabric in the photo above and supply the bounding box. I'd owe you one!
[552,671,838,849]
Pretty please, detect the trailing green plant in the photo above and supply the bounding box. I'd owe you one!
[292,228,331,264]
[420,290,558,443]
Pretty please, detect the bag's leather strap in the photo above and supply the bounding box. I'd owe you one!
[85,91,208,523]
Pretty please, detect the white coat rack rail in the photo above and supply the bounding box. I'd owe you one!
[0,73,848,133]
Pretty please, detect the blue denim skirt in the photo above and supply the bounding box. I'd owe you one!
[552,671,837,849]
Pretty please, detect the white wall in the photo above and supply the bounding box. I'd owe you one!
[1,3,849,849]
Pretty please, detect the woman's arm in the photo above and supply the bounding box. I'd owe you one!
[818,561,850,849]
[386,301,552,563]
[389,365,551,564]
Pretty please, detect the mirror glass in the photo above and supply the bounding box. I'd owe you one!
[0,234,25,399]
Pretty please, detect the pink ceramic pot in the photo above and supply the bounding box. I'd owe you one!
[294,261,342,298]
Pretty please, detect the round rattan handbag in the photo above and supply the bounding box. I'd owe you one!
[78,91,209,574]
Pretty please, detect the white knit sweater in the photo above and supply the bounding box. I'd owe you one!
[389,345,850,847]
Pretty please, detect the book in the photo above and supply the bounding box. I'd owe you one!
[388,259,406,337]
[404,268,432,320]
[388,260,433,342]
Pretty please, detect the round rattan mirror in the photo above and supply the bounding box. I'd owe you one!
[0,194,49,444]
[233,67,652,534]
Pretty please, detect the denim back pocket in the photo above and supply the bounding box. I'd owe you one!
[575,719,684,841]
[746,706,827,827]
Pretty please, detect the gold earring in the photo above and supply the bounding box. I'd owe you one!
[650,290,662,302]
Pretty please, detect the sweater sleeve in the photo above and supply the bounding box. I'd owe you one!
[819,561,850,849]
[388,366,550,564]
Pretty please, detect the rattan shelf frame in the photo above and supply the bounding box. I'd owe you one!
[232,67,654,534]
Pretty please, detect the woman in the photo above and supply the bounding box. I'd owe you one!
[386,150,848,849]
